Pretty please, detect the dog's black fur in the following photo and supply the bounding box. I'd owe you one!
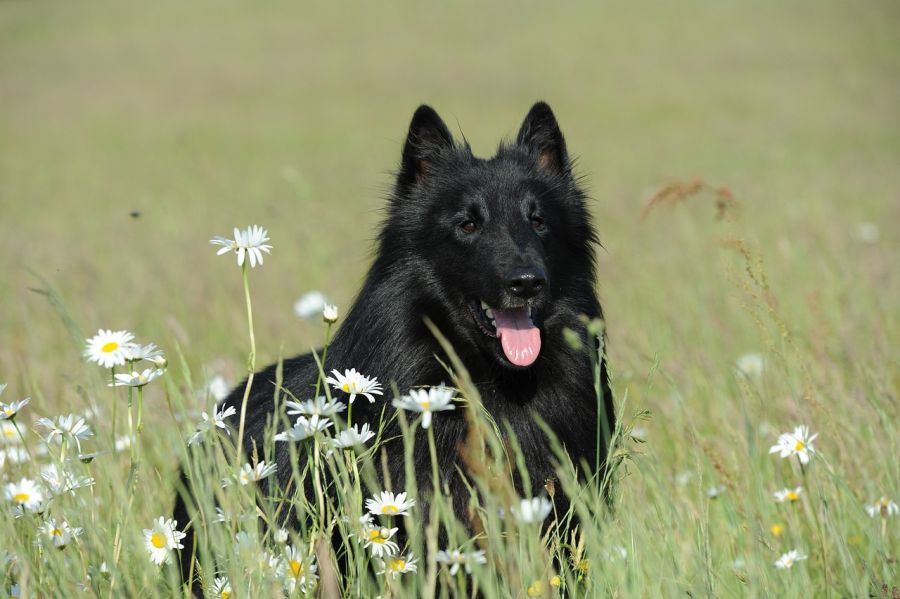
[174,102,614,584]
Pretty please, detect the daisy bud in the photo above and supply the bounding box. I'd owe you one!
[323,303,339,324]
[149,355,168,369]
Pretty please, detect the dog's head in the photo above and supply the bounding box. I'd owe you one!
[385,103,597,370]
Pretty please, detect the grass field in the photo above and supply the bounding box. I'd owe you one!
[1,1,898,596]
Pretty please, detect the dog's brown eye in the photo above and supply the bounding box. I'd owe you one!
[461,220,477,234]
[531,216,545,231]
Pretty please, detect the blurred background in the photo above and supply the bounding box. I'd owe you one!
[1,0,897,416]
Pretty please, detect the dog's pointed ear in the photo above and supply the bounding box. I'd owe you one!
[399,105,455,190]
[516,102,569,175]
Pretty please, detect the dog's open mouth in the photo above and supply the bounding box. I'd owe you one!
[468,298,542,367]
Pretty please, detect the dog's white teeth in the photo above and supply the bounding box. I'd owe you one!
[480,299,489,310]
[485,308,493,319]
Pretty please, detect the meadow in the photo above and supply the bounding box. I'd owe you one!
[1,1,898,596]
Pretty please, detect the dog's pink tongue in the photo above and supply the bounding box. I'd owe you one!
[493,307,541,366]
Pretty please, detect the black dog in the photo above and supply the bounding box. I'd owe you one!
[175,102,614,583]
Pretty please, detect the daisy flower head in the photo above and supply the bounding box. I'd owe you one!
[41,518,82,549]
[84,329,134,368]
[322,303,338,324]
[36,414,93,450]
[391,384,456,429]
[211,577,232,599]
[231,461,277,486]
[293,290,327,320]
[774,549,807,569]
[865,496,899,518]
[773,486,803,503]
[204,375,231,402]
[366,490,415,517]
[326,368,383,404]
[285,396,346,417]
[360,524,399,558]
[377,552,418,578]
[510,496,554,524]
[210,225,273,268]
[436,548,487,575]
[769,425,818,465]
[0,397,29,421]
[5,477,45,512]
[143,517,185,565]
[0,447,30,467]
[274,415,333,442]
[110,368,165,388]
[332,423,375,450]
[282,544,318,594]
[188,403,236,445]
[273,528,289,544]
[1,421,22,444]
[41,463,94,496]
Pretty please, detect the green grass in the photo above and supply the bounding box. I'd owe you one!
[1,0,898,596]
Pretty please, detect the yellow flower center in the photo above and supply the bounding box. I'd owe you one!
[794,440,805,451]
[13,492,29,503]
[550,575,561,587]
[368,530,385,544]
[770,523,784,537]
[221,593,231,599]
[3,408,12,416]
[151,532,167,549]
[342,383,350,392]
[289,559,303,577]
[421,401,430,410]
[384,504,399,514]
[3,428,14,439]
[101,341,119,353]
[389,558,406,571]
[51,527,63,537]
[786,491,799,501]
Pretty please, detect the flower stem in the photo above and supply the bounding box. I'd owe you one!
[110,366,117,446]
[235,261,256,462]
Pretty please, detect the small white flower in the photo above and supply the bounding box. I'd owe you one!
[226,461,277,486]
[0,397,29,421]
[774,549,807,569]
[435,548,487,575]
[84,329,135,368]
[121,342,164,364]
[391,384,456,429]
[285,396,346,417]
[326,368,383,404]
[5,477,45,511]
[210,225,273,268]
[110,368,165,388]
[377,552,418,578]
[735,353,764,377]
[865,496,899,518]
[773,486,803,503]
[294,291,327,320]
[510,497,553,524]
[707,485,726,499]
[366,490,415,517]
[275,415,333,442]
[283,544,318,593]
[188,403,237,445]
[769,425,818,465]
[273,528,289,544]
[0,447,29,467]
[114,435,132,452]
[361,524,400,558]
[211,576,232,599]
[41,463,94,496]
[322,303,339,323]
[0,421,22,444]
[143,517,186,565]
[41,518,82,548]
[331,423,375,450]
[204,376,231,402]
[36,414,93,450]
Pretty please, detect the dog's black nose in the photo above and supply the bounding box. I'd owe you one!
[506,267,547,299]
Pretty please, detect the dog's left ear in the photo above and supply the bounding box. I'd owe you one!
[516,102,570,175]
[399,105,455,191]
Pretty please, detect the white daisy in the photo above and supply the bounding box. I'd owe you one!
[0,447,29,467]
[391,385,456,429]
[323,303,339,324]
[188,403,237,445]
[274,415,333,442]
[227,461,277,486]
[361,524,400,558]
[121,342,164,363]
[435,548,487,575]
[41,464,94,496]
[769,425,818,465]
[293,290,327,320]
[774,549,807,569]
[735,353,764,377]
[210,225,273,268]
[377,553,418,578]
[84,329,134,368]
[510,497,553,524]
[41,518,82,549]
[36,414,93,450]
[331,423,375,450]
[365,490,415,517]
[0,421,22,444]
[326,368,383,404]
[211,577,232,599]
[204,375,231,402]
[273,528,289,544]
[0,397,29,421]
[5,477,45,512]
[865,496,899,518]
[285,396,346,417]
[773,486,803,503]
[143,517,186,565]
[110,368,165,388]
[283,544,318,594]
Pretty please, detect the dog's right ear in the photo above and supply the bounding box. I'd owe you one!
[398,105,454,190]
